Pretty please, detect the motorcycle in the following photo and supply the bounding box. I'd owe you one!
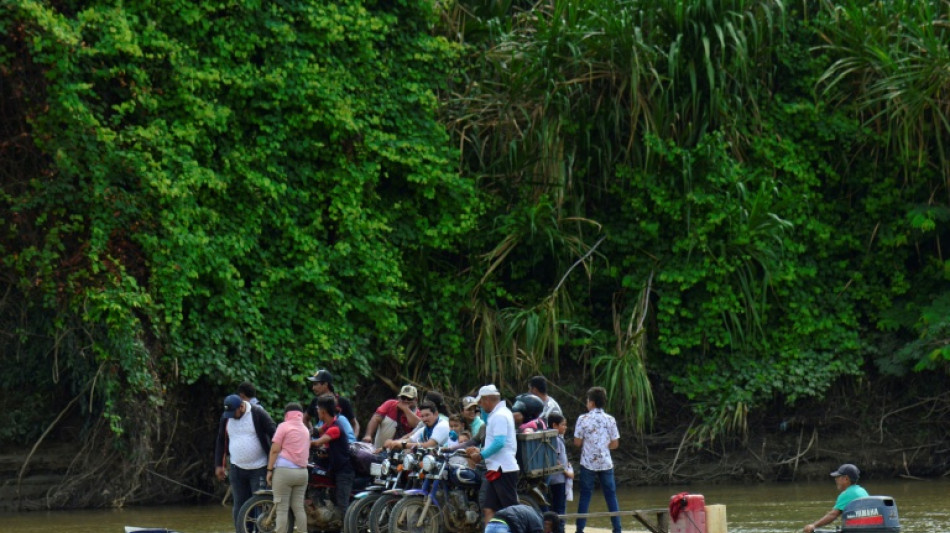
[344,447,405,533]
[366,446,428,533]
[388,449,482,533]
[238,445,379,533]
[385,435,552,533]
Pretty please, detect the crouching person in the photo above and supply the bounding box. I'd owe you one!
[485,504,545,533]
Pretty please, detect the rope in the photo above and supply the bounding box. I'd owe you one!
[146,469,218,498]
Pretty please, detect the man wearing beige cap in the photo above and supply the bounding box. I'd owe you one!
[362,384,420,450]
[461,395,485,437]
[466,384,519,522]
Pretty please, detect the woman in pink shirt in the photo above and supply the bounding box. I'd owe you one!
[266,402,310,533]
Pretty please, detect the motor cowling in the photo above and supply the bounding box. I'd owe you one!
[841,496,900,533]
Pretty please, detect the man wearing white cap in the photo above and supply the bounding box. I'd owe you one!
[466,384,519,522]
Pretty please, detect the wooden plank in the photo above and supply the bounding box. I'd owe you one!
[633,509,668,533]
[561,511,646,518]
[558,508,669,533]
[559,508,668,519]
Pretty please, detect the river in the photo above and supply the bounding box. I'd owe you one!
[2,479,948,532]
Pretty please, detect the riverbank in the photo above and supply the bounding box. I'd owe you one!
[2,378,948,512]
[0,443,74,511]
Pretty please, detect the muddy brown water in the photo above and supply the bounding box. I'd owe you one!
[1,479,948,533]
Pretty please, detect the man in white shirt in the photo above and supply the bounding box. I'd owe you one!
[385,401,450,450]
[214,394,276,533]
[466,384,519,522]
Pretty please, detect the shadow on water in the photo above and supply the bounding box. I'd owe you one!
[2,479,950,533]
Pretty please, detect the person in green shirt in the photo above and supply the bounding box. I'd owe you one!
[803,463,870,533]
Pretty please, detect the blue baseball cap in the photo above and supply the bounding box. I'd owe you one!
[222,394,243,418]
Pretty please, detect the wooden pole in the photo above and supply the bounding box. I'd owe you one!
[706,504,728,533]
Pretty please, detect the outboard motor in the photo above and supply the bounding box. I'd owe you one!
[840,496,900,533]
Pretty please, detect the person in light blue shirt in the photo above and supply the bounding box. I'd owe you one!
[803,463,870,533]
[313,394,357,443]
[466,384,519,522]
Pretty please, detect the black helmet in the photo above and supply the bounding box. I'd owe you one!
[511,394,544,421]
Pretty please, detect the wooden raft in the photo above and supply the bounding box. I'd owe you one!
[558,508,670,533]
[559,504,727,533]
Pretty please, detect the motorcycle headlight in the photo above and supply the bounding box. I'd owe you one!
[422,454,437,472]
[381,459,391,475]
[403,453,416,471]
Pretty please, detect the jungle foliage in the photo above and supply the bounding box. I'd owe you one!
[0,0,472,446]
[1,0,949,504]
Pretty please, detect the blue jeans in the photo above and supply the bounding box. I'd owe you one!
[575,466,621,533]
[230,464,267,533]
[549,482,567,515]
[334,469,355,511]
[549,482,567,531]
[486,519,512,533]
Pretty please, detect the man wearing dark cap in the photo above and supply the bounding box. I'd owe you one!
[803,463,869,533]
[303,369,360,437]
[214,394,276,533]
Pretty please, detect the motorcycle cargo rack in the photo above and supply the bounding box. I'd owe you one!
[516,429,563,478]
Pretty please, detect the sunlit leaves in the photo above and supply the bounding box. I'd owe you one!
[1,0,472,436]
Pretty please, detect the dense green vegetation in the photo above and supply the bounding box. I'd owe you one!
[1,0,948,504]
[447,0,950,435]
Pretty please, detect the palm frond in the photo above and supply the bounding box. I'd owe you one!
[592,271,656,433]
[816,0,950,177]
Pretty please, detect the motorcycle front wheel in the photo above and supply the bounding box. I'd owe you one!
[238,494,295,533]
[346,492,382,533]
[388,497,442,533]
[368,493,400,533]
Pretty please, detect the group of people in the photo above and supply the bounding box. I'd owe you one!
[214,373,868,533]
[214,372,359,533]
[213,373,624,533]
